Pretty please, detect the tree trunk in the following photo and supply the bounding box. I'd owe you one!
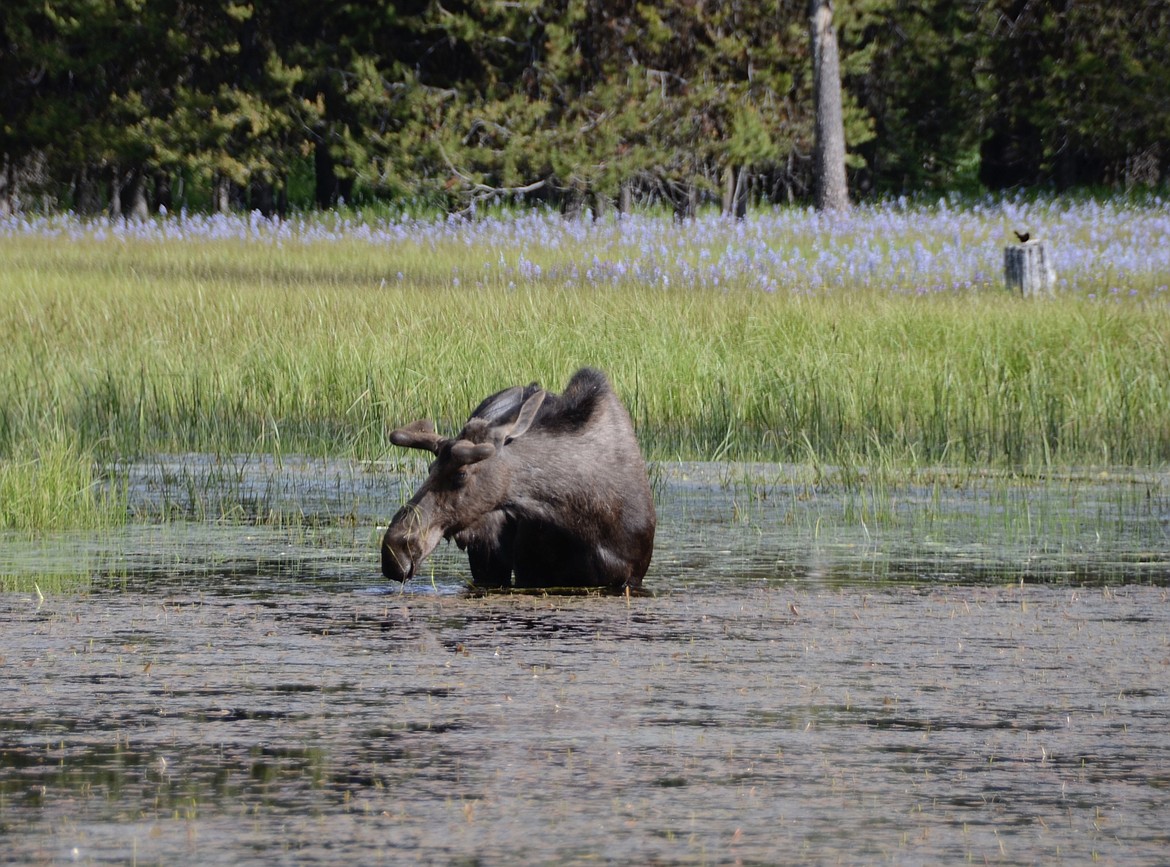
[249,177,275,216]
[561,185,588,221]
[618,180,633,216]
[74,166,101,215]
[809,0,849,212]
[673,182,697,221]
[109,170,124,219]
[314,140,337,209]
[722,166,735,217]
[0,154,11,217]
[213,174,232,214]
[154,171,172,214]
[124,168,150,221]
[722,165,748,220]
[314,139,354,209]
[591,190,610,221]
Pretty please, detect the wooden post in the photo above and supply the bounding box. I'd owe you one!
[1004,239,1055,298]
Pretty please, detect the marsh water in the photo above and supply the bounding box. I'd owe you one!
[2,458,1169,864]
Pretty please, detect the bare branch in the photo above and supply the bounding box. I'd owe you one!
[436,139,547,198]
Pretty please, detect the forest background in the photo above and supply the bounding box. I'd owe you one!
[3,0,1170,218]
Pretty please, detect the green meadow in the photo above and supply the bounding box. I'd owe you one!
[2,204,1169,530]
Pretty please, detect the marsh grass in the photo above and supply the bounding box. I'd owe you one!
[2,204,1169,529]
[0,571,92,595]
[0,432,126,531]
[708,460,1170,586]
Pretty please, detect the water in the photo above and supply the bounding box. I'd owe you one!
[2,458,1169,864]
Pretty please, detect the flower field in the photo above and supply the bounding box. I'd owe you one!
[6,194,1170,297]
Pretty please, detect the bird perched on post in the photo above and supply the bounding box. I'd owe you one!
[1014,230,1031,243]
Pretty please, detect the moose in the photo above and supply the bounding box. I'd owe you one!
[381,367,656,592]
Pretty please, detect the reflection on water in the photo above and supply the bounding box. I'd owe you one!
[1,458,1169,863]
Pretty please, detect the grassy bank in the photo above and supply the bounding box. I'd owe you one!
[2,203,1169,529]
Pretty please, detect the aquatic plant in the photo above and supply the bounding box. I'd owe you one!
[0,433,126,532]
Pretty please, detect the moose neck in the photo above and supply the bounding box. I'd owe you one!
[499,407,625,524]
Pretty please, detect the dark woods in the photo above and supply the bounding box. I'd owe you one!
[2,0,1167,217]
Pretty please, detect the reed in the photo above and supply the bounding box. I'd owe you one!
[0,432,126,531]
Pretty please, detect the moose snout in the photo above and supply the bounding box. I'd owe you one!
[380,537,412,581]
[381,507,416,581]
[381,504,444,582]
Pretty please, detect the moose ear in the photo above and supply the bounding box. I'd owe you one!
[475,386,525,423]
[503,389,546,444]
[390,420,443,454]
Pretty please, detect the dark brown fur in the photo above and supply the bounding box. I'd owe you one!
[381,368,656,591]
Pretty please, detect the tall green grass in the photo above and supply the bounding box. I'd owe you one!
[0,432,126,531]
[2,223,1169,496]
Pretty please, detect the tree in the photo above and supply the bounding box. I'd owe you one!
[809,0,849,211]
[846,0,983,194]
[4,0,1169,214]
[977,0,1170,190]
